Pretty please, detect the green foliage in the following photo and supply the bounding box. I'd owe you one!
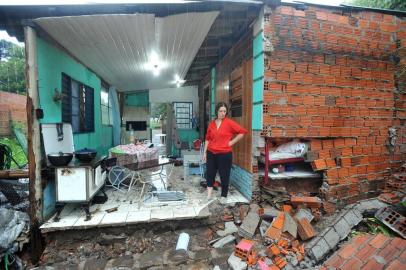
[0,39,26,94]
[346,0,406,11]
[0,137,27,169]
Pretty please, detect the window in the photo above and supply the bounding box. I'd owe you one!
[101,87,112,126]
[62,73,94,133]
[174,102,193,129]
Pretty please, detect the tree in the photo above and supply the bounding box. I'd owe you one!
[346,0,406,11]
[0,39,26,94]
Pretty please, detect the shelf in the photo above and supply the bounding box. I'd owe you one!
[259,169,321,180]
[260,155,305,165]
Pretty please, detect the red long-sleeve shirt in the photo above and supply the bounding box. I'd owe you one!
[205,117,248,154]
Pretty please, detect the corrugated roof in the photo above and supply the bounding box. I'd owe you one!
[35,12,219,91]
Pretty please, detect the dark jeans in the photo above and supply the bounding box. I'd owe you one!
[206,151,232,197]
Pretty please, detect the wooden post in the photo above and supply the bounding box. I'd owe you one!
[24,25,43,264]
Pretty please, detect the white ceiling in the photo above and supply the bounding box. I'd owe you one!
[34,11,218,91]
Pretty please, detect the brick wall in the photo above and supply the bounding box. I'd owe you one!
[230,164,253,199]
[0,91,27,136]
[393,18,406,171]
[263,4,405,204]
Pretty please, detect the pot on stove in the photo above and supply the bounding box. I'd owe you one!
[75,148,97,163]
[48,152,74,166]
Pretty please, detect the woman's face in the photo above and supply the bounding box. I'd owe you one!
[217,106,227,119]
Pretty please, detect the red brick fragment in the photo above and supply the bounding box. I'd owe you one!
[311,159,327,171]
[296,218,316,240]
[291,196,322,208]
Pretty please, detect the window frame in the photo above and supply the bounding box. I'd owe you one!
[100,87,113,126]
[61,73,95,134]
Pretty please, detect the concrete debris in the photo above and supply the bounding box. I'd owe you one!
[212,235,236,248]
[228,253,247,270]
[375,206,406,239]
[306,207,363,262]
[238,210,260,239]
[294,208,314,223]
[283,212,297,238]
[259,207,281,221]
[217,222,239,237]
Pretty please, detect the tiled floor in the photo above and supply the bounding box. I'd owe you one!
[40,163,249,232]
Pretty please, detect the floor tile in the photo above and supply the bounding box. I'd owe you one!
[73,211,105,228]
[100,212,128,225]
[126,210,151,223]
[151,208,174,220]
[173,207,196,218]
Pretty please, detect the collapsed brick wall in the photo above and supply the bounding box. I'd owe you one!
[0,91,27,136]
[263,5,405,204]
[393,19,406,171]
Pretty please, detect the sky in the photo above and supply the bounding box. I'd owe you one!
[0,0,345,46]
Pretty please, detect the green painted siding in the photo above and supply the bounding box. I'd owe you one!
[252,103,263,130]
[211,67,216,118]
[253,78,264,104]
[253,30,263,58]
[37,37,113,154]
[252,31,264,130]
[125,91,149,107]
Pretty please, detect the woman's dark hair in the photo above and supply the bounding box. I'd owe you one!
[215,102,229,118]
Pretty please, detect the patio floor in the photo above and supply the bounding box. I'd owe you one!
[40,163,249,233]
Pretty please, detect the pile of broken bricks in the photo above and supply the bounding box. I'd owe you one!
[210,195,334,269]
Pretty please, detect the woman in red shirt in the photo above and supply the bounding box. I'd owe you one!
[203,102,247,203]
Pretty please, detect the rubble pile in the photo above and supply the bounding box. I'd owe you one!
[209,195,334,270]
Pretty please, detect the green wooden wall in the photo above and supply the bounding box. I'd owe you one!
[252,30,264,131]
[37,37,113,154]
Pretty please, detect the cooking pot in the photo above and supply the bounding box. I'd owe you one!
[48,152,73,166]
[75,148,97,163]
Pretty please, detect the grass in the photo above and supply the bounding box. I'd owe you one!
[0,137,28,169]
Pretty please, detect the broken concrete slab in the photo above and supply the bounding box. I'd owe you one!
[306,206,363,263]
[238,211,260,239]
[212,234,236,248]
[308,237,330,261]
[259,220,271,237]
[333,217,351,240]
[343,209,362,227]
[294,208,314,223]
[356,198,388,214]
[283,212,297,238]
[228,253,247,270]
[211,246,235,266]
[323,228,340,249]
[217,221,238,237]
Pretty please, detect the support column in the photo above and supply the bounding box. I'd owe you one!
[25,25,43,264]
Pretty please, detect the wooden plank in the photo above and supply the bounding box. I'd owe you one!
[0,169,29,179]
